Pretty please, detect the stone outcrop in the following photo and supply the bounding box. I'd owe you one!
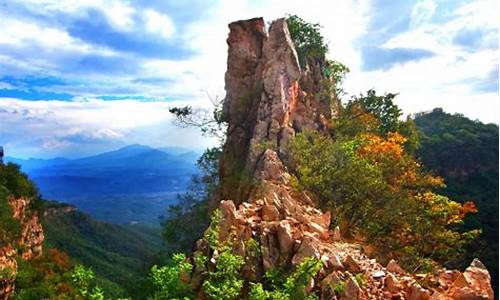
[0,196,44,299]
[190,17,494,299]
[216,17,332,206]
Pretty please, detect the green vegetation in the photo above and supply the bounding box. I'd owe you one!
[155,204,325,300]
[0,162,39,199]
[72,265,107,300]
[286,15,327,68]
[249,257,323,300]
[42,201,164,299]
[414,108,499,289]
[290,118,479,271]
[0,163,39,245]
[13,249,78,300]
[149,253,194,299]
[0,185,21,243]
[162,147,221,254]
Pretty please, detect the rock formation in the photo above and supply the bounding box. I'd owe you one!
[189,17,494,300]
[0,196,44,299]
[216,17,332,206]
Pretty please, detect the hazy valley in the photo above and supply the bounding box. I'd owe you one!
[6,144,200,225]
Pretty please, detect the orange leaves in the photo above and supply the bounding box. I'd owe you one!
[357,132,406,162]
[461,201,478,217]
[48,248,72,270]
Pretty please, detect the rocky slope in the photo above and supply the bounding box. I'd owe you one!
[188,17,494,299]
[0,196,44,299]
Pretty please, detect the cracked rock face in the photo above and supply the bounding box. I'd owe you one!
[189,17,494,300]
[217,17,332,206]
[0,196,44,299]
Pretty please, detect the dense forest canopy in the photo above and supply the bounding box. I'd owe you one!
[414,108,499,291]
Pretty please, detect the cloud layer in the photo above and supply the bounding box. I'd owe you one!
[0,0,498,158]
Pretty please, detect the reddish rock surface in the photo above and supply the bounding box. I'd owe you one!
[0,196,44,299]
[188,16,495,300]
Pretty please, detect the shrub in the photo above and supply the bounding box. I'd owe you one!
[202,249,245,300]
[249,257,323,300]
[286,15,328,67]
[290,131,479,270]
[148,253,193,300]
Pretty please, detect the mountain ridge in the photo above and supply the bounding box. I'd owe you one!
[5,144,201,225]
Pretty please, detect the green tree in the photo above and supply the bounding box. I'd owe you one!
[414,108,498,288]
[72,265,109,300]
[290,131,479,271]
[148,253,193,300]
[286,15,328,67]
[162,147,221,254]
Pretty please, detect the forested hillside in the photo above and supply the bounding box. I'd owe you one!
[415,108,499,291]
[1,14,496,300]
[6,145,199,225]
[42,201,165,298]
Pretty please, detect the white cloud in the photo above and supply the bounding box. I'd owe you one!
[11,0,136,31]
[0,0,498,158]
[410,0,437,29]
[143,9,176,39]
[343,0,498,124]
[0,98,216,158]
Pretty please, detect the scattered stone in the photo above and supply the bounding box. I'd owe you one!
[406,283,431,300]
[333,226,342,241]
[372,270,385,279]
[385,273,401,293]
[344,255,362,274]
[386,259,405,274]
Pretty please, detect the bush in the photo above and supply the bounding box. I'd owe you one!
[290,131,479,270]
[249,257,323,300]
[148,253,194,300]
[0,163,39,199]
[286,15,328,67]
[202,249,245,300]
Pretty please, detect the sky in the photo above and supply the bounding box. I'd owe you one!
[0,0,498,158]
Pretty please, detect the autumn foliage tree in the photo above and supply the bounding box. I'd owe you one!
[290,112,479,272]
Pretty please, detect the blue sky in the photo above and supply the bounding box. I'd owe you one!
[0,0,498,158]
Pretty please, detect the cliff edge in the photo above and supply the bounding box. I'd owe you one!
[189,17,494,300]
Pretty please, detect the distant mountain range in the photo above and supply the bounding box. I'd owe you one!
[6,145,201,225]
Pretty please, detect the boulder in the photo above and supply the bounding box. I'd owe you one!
[276,220,294,259]
[344,255,362,274]
[447,259,493,300]
[333,226,342,241]
[262,201,280,221]
[407,283,431,300]
[386,259,405,274]
[292,236,320,265]
[385,273,401,293]
[342,276,362,300]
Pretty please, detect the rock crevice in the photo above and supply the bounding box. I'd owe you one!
[193,16,494,300]
[0,196,44,299]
